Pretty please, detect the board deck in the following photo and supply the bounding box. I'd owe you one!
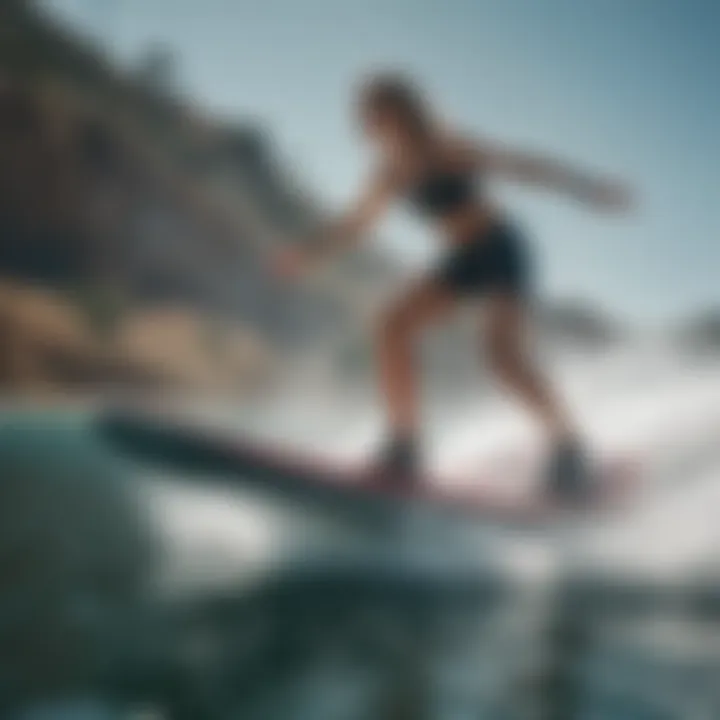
[95,408,643,527]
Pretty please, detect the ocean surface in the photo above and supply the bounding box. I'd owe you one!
[2,343,720,718]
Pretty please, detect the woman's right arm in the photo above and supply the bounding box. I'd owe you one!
[275,166,398,277]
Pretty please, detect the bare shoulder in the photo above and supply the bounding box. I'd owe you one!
[437,127,489,169]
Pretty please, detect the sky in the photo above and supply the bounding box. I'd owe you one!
[41,0,720,323]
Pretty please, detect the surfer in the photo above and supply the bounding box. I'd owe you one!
[274,72,632,499]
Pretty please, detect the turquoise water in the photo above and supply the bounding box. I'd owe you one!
[1,406,718,719]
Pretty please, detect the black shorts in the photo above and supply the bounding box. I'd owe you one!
[432,220,532,299]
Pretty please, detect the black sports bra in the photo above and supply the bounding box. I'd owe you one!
[407,168,477,217]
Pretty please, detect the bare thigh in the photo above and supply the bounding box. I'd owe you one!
[380,276,457,337]
[482,292,571,434]
[482,292,534,364]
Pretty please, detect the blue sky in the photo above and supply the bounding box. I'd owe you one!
[42,0,720,322]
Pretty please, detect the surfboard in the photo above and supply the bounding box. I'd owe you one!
[95,407,643,527]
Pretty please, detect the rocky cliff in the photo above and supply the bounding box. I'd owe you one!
[0,0,398,395]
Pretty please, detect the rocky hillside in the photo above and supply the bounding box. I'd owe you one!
[0,0,399,394]
[0,280,275,397]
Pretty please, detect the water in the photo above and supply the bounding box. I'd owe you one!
[1,345,720,717]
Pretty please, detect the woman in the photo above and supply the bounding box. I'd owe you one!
[275,73,632,500]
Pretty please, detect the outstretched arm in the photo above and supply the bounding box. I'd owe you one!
[276,166,398,279]
[451,135,633,212]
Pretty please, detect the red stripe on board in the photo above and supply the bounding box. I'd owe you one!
[108,408,645,522]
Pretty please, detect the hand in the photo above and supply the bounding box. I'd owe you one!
[270,246,312,281]
[586,179,635,215]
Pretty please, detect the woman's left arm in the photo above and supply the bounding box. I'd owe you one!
[450,135,634,213]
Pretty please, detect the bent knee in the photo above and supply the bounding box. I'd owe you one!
[377,303,420,344]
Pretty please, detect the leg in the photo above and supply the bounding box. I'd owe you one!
[483,293,592,498]
[375,278,455,441]
[483,293,575,441]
